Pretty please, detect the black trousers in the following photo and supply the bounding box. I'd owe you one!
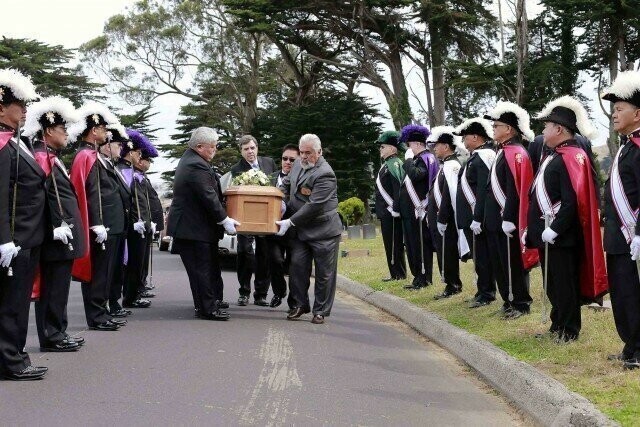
[0,247,39,374]
[35,259,73,346]
[539,246,581,338]
[431,224,461,292]
[236,235,270,299]
[82,235,121,327]
[175,239,224,313]
[266,235,289,299]
[123,229,148,305]
[464,229,496,302]
[141,234,151,285]
[289,235,340,316]
[401,214,433,285]
[108,235,126,311]
[380,214,406,279]
[608,253,640,358]
[486,230,532,311]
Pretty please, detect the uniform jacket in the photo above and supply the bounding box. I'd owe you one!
[117,159,151,227]
[456,145,494,228]
[375,155,403,219]
[145,176,164,231]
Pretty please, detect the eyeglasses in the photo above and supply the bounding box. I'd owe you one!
[281,156,296,162]
[492,124,509,129]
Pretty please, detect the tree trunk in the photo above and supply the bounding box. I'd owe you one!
[387,44,412,129]
[515,0,528,105]
[497,0,505,61]
[429,21,445,126]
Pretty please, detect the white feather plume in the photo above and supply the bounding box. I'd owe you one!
[67,101,120,142]
[107,123,129,142]
[0,68,39,103]
[454,117,494,140]
[535,95,598,140]
[602,70,640,100]
[427,126,468,156]
[485,101,535,141]
[23,96,79,137]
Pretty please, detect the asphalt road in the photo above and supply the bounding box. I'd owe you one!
[1,249,523,426]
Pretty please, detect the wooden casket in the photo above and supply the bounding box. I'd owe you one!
[225,185,284,235]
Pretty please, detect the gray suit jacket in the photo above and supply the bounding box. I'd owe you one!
[279,156,343,241]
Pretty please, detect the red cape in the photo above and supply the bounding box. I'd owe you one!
[0,131,12,150]
[70,149,97,282]
[503,144,540,270]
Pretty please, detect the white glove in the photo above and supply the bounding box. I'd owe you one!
[134,220,146,237]
[501,221,516,238]
[276,219,293,236]
[53,226,73,245]
[470,221,482,235]
[631,236,640,260]
[151,222,157,235]
[218,216,240,235]
[0,242,20,268]
[541,227,558,245]
[90,225,108,244]
[521,229,527,246]
[437,222,447,236]
[391,210,400,218]
[280,201,287,216]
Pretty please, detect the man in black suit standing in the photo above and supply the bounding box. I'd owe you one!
[168,127,239,320]
[0,69,49,380]
[230,135,276,307]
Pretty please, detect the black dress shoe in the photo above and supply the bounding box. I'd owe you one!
[287,307,310,320]
[123,299,151,308]
[109,308,130,318]
[215,300,229,309]
[623,358,640,370]
[4,365,46,381]
[434,287,462,300]
[254,297,269,306]
[270,296,282,308]
[237,296,249,306]
[608,353,631,362]
[311,314,325,324]
[381,277,395,282]
[469,299,491,308]
[109,318,127,326]
[145,284,155,290]
[40,339,79,352]
[201,310,230,321]
[89,322,120,331]
[65,334,85,346]
[140,290,155,298]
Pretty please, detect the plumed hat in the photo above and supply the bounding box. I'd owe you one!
[535,95,598,140]
[602,70,640,109]
[376,130,401,148]
[67,101,119,142]
[427,126,467,155]
[400,124,430,144]
[484,101,535,141]
[454,117,494,140]
[23,96,79,137]
[126,129,157,159]
[0,69,39,105]
[107,123,130,144]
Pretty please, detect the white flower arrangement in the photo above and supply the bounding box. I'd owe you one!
[231,169,271,186]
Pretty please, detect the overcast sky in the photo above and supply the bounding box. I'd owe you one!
[4,0,612,184]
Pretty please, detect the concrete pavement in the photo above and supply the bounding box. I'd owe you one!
[0,249,523,426]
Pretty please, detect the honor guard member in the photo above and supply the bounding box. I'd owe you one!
[230,135,276,307]
[601,71,640,368]
[25,97,87,352]
[276,134,343,324]
[0,69,48,380]
[454,118,498,307]
[102,125,133,317]
[527,96,607,342]
[68,102,127,331]
[138,139,162,294]
[397,124,438,290]
[427,127,466,299]
[167,127,237,321]
[267,144,299,310]
[484,102,539,319]
[375,131,407,282]
[118,129,154,309]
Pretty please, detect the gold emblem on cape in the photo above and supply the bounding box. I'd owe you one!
[92,114,100,124]
[46,111,56,123]
[300,187,312,196]
[575,153,585,166]
[0,87,4,102]
[515,153,523,164]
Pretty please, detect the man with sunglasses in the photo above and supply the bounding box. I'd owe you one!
[266,144,299,309]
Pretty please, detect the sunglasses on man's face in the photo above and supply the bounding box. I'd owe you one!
[282,156,296,162]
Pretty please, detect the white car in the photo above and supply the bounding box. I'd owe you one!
[219,233,238,257]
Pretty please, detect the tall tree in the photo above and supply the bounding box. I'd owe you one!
[118,105,161,140]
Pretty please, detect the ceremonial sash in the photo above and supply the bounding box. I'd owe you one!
[610,145,639,243]
[376,172,395,214]
[534,154,561,220]
[490,150,506,212]
[460,165,475,211]
[404,176,427,219]
[433,167,443,209]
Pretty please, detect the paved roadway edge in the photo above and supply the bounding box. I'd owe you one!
[336,274,618,427]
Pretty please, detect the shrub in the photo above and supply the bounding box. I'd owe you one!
[338,197,365,226]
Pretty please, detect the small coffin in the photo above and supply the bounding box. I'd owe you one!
[225,185,284,235]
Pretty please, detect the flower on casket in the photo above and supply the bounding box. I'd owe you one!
[231,169,271,186]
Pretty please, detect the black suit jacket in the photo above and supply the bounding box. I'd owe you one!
[36,148,87,261]
[603,138,640,254]
[456,147,492,228]
[167,148,226,242]
[0,136,46,249]
[230,156,277,178]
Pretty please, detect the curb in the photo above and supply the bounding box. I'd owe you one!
[336,274,617,427]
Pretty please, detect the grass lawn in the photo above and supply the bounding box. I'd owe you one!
[337,232,640,426]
